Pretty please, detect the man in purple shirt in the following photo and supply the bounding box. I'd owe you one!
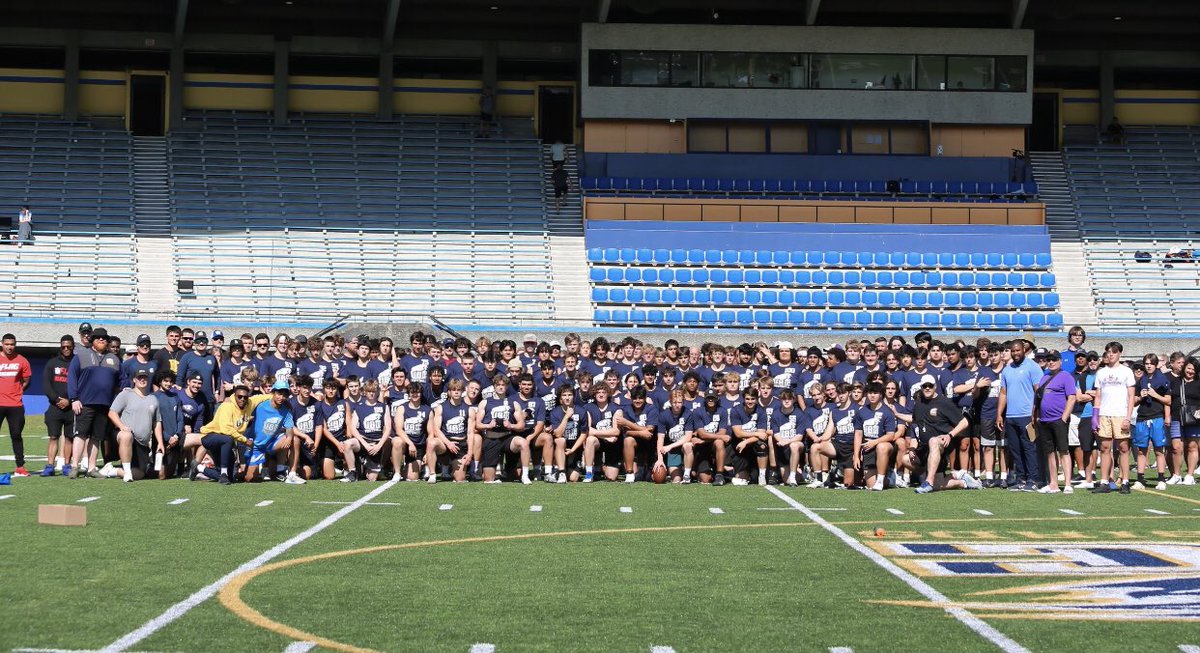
[1034,351,1077,493]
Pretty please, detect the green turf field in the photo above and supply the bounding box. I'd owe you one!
[4,421,1200,653]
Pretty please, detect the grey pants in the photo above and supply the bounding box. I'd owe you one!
[16,221,31,243]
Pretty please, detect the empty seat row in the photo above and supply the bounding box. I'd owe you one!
[592,287,1060,309]
[594,308,1062,330]
[587,248,1051,269]
[590,267,1056,289]
[581,177,1037,196]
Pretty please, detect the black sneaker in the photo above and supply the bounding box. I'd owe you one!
[1118,483,1131,495]
[218,473,232,486]
[713,473,726,487]
[997,478,1008,489]
[1091,484,1112,494]
[188,462,200,482]
[273,472,287,482]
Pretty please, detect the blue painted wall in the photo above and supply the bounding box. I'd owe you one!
[583,152,1022,182]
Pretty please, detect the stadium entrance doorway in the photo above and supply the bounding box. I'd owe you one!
[538,85,574,144]
[1031,92,1058,151]
[129,74,166,136]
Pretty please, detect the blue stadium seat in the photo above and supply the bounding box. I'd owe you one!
[591,288,607,302]
[877,271,893,286]
[611,309,630,323]
[953,253,970,268]
[656,268,674,283]
[737,310,753,325]
[960,292,977,308]
[709,269,727,284]
[1045,293,1060,308]
[750,309,768,324]
[670,249,687,264]
[993,313,1012,328]
[841,251,858,266]
[744,269,762,284]
[692,269,710,284]
[674,269,693,284]
[1017,253,1034,268]
[746,289,762,305]
[812,270,828,285]
[910,272,926,287]
[959,313,976,328]
[652,249,671,264]
[789,311,807,326]
[906,312,923,327]
[678,289,696,304]
[872,312,888,327]
[957,272,974,286]
[620,248,636,263]
[794,270,811,285]
[844,270,861,286]
[718,310,736,326]
[587,248,603,263]
[661,288,678,303]
[695,289,711,304]
[945,181,964,195]
[633,248,652,264]
[623,268,641,283]
[937,253,954,268]
[604,268,622,283]
[823,252,841,266]
[984,253,1001,268]
[895,291,911,306]
[829,290,845,306]
[712,289,729,305]
[590,268,605,282]
[845,290,862,306]
[1040,273,1055,288]
[970,252,987,268]
[762,270,780,284]
[1021,272,1037,288]
[795,290,811,306]
[806,251,824,265]
[700,310,718,325]
[779,270,795,284]
[629,309,647,323]
[773,251,790,266]
[854,312,870,327]
[912,291,928,306]
[763,290,779,305]
[647,309,664,325]
[828,271,845,285]
[994,294,1011,309]
[728,289,746,305]
[702,250,720,265]
[926,271,942,286]
[888,312,905,327]
[927,291,943,307]
[771,310,787,325]
[890,252,906,267]
[1010,292,1026,309]
[862,290,878,306]
[977,313,994,328]
[593,309,610,323]
[821,311,838,327]
[878,290,895,307]
[1035,253,1052,268]
[894,271,910,286]
[812,290,828,306]
[664,309,683,324]
[1012,313,1029,329]
[942,271,958,287]
[779,289,795,305]
[976,292,993,308]
[1007,272,1022,287]
[645,289,662,303]
[609,288,627,303]
[727,269,744,284]
[682,310,700,324]
[943,292,960,308]
[1000,253,1017,268]
[1048,314,1063,328]
[921,253,937,267]
[906,252,922,267]
[1029,313,1046,328]
[628,288,645,303]
[736,250,755,265]
[858,251,873,266]
[990,272,1007,287]
[837,311,854,326]
[684,249,701,264]
[861,270,877,286]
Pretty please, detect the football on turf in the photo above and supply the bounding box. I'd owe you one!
[652,466,668,484]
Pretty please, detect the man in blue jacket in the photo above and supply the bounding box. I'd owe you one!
[67,327,121,478]
[177,331,218,422]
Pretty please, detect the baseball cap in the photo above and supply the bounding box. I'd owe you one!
[920,381,936,389]
[295,335,308,345]
[133,368,151,379]
[194,334,209,344]
[806,346,823,357]
[136,334,152,346]
[126,345,139,355]
[507,359,524,371]
[187,372,203,382]
[271,378,292,393]
[523,333,537,343]
[211,330,225,340]
[90,327,110,340]
[442,338,455,348]
[78,322,92,334]
[776,340,794,351]
[1044,350,1062,361]
[549,340,562,348]
[1034,347,1049,359]
[1074,350,1089,359]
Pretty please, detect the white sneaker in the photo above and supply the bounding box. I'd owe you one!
[871,478,884,491]
[1155,481,1167,490]
[807,478,824,489]
[1062,485,1074,494]
[731,477,749,486]
[895,477,909,489]
[757,474,768,487]
[1166,475,1182,485]
[1037,485,1060,494]
[1075,480,1095,489]
[521,475,532,486]
[624,474,636,484]
[1131,481,1145,490]
[1184,475,1196,485]
[427,474,437,484]
[123,474,133,483]
[485,479,502,484]
[284,471,306,485]
[556,472,567,484]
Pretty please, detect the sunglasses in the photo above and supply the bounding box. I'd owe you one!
[234,394,249,400]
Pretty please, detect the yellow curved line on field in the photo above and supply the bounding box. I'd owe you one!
[219,521,816,653]
[1135,487,1200,506]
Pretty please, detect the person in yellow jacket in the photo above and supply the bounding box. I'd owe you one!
[190,383,271,485]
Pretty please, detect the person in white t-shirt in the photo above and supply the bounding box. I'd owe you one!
[1092,342,1136,494]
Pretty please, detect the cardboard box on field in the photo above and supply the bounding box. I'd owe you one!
[38,504,87,527]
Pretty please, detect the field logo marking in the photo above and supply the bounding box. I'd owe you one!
[469,645,495,653]
[763,486,1030,653]
[439,504,454,511]
[283,642,317,653]
[77,496,100,503]
[1059,509,1083,516]
[973,509,993,516]
[650,647,676,653]
[709,507,724,514]
[872,541,1200,621]
[620,506,633,513]
[168,499,188,505]
[97,476,402,653]
[829,648,855,653]
[1180,645,1200,653]
[255,500,274,507]
[529,505,542,512]
[886,508,904,515]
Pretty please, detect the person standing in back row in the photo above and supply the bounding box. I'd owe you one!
[0,334,33,476]
[67,327,121,478]
[14,205,32,247]
[552,164,570,212]
[42,335,76,476]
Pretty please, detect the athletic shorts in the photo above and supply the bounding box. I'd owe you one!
[405,442,428,463]
[664,451,683,468]
[834,439,856,470]
[773,439,802,465]
[980,419,1005,447]
[597,437,622,466]
[1069,414,1095,452]
[1169,420,1182,440]
[316,439,342,464]
[131,439,153,471]
[248,437,279,467]
[859,444,879,471]
[75,405,110,443]
[44,405,75,440]
[1132,417,1166,449]
[440,438,470,461]
[690,441,715,472]
[1037,419,1070,454]
[1097,416,1131,440]
[482,435,514,469]
[360,440,386,474]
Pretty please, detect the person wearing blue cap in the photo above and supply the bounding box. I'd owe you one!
[177,331,218,421]
[243,378,299,483]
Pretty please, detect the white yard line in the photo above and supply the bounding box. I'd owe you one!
[708,507,724,514]
[885,508,904,515]
[469,645,495,653]
[0,494,15,500]
[765,486,1030,653]
[1178,645,1200,653]
[973,509,993,516]
[282,642,316,653]
[1145,509,1171,515]
[167,499,189,505]
[650,647,677,653]
[812,507,847,511]
[530,505,543,512]
[255,500,274,508]
[77,496,100,503]
[97,477,402,653]
[1058,509,1084,516]
[829,648,855,653]
[309,501,404,506]
[619,506,633,513]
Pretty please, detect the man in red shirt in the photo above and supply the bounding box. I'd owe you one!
[0,333,33,476]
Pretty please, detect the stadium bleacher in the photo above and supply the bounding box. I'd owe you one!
[1,115,138,318]
[167,111,557,322]
[587,221,1062,330]
[1065,126,1200,327]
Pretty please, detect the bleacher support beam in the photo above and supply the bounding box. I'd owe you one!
[274,39,289,126]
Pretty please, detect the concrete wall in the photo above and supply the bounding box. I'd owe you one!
[581,24,1033,124]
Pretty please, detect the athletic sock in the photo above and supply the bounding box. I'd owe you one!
[122,462,132,478]
[974,469,982,477]
[984,470,994,480]
[220,467,228,476]
[682,470,691,481]
[543,465,552,476]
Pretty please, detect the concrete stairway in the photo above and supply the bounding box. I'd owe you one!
[1029,151,1097,328]
[132,136,177,316]
[542,144,592,325]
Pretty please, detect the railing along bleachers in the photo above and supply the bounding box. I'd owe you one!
[0,115,137,318]
[168,111,555,323]
[588,221,1061,330]
[1065,126,1200,327]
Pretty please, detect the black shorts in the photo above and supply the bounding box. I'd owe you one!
[1038,419,1070,455]
[75,405,110,443]
[44,405,75,439]
[482,435,514,469]
[690,441,715,472]
[597,437,622,466]
[834,439,856,469]
[554,185,567,198]
[859,445,878,471]
[131,439,153,471]
[440,438,470,461]
[773,440,802,464]
[405,442,428,463]
[1074,416,1095,453]
[564,443,585,471]
[316,439,343,464]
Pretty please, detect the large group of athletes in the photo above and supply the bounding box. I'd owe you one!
[3,322,1199,494]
